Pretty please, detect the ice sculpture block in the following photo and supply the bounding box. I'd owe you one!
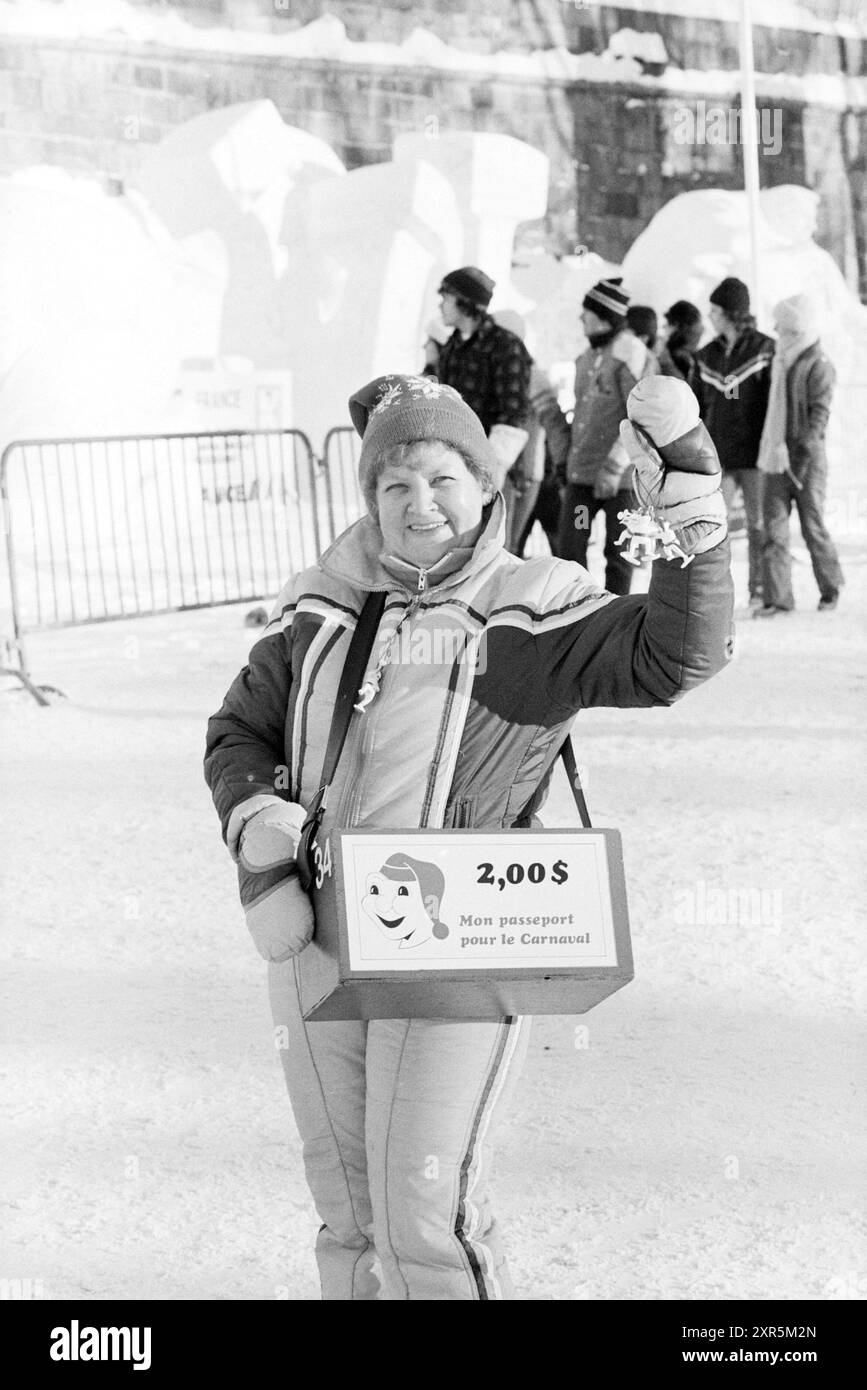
[284,157,463,447]
[393,132,549,290]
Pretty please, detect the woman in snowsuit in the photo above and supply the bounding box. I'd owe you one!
[204,374,733,1301]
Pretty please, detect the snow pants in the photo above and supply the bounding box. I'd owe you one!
[517,480,562,557]
[556,484,634,594]
[761,468,844,609]
[721,469,765,600]
[268,957,531,1300]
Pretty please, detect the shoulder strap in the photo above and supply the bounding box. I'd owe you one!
[296,590,387,891]
[559,737,592,829]
[318,590,387,797]
[308,597,589,834]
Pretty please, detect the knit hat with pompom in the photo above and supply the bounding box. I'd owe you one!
[348,374,497,511]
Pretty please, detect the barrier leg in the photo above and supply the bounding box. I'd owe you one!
[0,638,64,706]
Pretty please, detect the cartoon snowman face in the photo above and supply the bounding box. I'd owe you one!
[362,871,434,949]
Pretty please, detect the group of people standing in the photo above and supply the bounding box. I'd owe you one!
[423,265,844,613]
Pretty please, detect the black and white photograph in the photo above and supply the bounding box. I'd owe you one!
[1,0,865,1342]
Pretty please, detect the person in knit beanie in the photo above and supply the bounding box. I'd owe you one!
[709,276,752,322]
[424,266,532,488]
[349,374,497,521]
[754,294,843,614]
[696,275,775,608]
[626,305,659,352]
[582,276,630,330]
[558,276,659,592]
[659,300,704,400]
[204,369,734,1304]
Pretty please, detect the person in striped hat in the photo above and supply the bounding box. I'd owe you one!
[557,277,659,591]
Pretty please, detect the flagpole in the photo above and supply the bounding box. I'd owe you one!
[738,0,762,308]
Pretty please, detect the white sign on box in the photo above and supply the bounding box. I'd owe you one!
[339,830,619,973]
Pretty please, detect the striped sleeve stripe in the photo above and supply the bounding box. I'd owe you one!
[485,593,617,634]
[699,356,772,391]
[261,603,295,638]
[419,597,488,627]
[292,624,347,800]
[295,593,361,621]
[417,605,484,639]
[296,598,360,628]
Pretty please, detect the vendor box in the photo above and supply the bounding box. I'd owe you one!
[299,828,633,1021]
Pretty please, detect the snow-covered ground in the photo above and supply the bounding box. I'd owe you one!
[1,535,865,1301]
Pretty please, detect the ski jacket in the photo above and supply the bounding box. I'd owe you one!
[566,330,658,489]
[785,342,835,479]
[204,497,734,917]
[696,324,775,471]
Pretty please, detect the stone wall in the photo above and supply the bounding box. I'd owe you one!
[1,17,865,291]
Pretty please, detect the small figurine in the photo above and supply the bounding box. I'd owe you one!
[615,376,727,573]
[616,508,694,569]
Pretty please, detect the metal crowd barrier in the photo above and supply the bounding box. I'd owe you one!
[1,428,324,704]
[321,425,365,535]
[7,395,861,705]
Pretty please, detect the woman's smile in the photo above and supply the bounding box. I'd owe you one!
[375,441,490,566]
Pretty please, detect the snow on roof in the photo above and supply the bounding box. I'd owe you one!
[0,1,865,108]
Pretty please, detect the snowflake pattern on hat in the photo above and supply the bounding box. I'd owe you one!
[370,374,455,416]
[371,381,403,415]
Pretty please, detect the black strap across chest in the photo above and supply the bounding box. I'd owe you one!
[310,588,591,828]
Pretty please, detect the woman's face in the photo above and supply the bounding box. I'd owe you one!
[375,441,490,568]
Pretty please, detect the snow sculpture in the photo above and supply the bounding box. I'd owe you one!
[393,132,549,298]
[135,116,553,446]
[283,157,463,449]
[0,168,186,449]
[137,101,345,371]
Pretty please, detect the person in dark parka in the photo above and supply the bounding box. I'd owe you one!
[696,277,775,607]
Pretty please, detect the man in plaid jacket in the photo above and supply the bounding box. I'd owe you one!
[424,266,532,487]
